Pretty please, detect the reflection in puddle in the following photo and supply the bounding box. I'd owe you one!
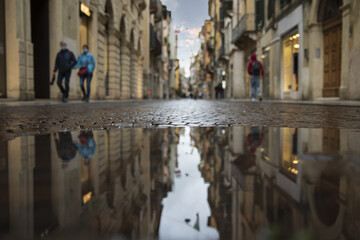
[159,128,219,240]
[0,127,360,239]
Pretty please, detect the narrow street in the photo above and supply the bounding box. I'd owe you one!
[1,0,360,239]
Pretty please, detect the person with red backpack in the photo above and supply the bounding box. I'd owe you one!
[247,53,264,102]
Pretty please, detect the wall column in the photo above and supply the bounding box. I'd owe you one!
[130,51,138,98]
[121,44,131,99]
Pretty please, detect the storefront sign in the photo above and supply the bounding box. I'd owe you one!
[80,2,91,17]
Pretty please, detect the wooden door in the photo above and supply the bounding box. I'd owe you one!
[323,20,342,97]
[323,129,340,153]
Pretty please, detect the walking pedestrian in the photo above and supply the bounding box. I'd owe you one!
[52,41,77,103]
[73,44,96,102]
[247,53,264,102]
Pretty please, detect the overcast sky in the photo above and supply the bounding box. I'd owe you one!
[162,0,209,77]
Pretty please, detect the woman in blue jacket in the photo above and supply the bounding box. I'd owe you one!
[74,44,96,102]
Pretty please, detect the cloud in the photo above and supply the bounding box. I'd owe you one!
[185,27,201,39]
[179,39,196,48]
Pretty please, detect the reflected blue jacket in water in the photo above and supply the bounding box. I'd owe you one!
[75,138,96,160]
[73,52,96,73]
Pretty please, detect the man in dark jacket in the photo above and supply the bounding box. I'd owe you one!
[52,41,77,102]
[247,53,264,102]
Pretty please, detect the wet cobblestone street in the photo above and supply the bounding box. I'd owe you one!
[1,99,360,139]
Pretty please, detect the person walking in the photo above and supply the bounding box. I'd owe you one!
[247,53,264,102]
[52,41,77,103]
[73,44,96,102]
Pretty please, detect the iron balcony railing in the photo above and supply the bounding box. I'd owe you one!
[232,13,256,43]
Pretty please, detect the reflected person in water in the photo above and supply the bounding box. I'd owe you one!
[75,131,96,164]
[54,132,78,168]
[247,127,264,155]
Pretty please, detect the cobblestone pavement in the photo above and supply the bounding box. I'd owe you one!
[1,99,360,139]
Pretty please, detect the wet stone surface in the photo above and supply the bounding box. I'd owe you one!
[1,99,360,139]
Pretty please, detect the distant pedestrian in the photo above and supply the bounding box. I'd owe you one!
[73,44,96,102]
[52,41,77,103]
[247,53,264,102]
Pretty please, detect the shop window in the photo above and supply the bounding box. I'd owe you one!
[280,128,298,181]
[282,32,299,92]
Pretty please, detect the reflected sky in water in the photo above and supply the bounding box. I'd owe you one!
[0,127,360,240]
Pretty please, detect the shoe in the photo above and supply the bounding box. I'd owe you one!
[62,97,68,103]
[259,97,262,102]
[251,98,255,102]
[85,98,90,103]
[82,96,86,101]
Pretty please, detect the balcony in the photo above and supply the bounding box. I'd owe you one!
[232,13,256,48]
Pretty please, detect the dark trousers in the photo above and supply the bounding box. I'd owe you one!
[57,71,71,98]
[80,72,93,98]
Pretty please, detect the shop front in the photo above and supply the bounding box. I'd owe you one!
[282,31,300,96]
[278,4,303,100]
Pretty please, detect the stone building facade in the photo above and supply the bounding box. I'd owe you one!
[195,0,360,101]
[0,0,147,100]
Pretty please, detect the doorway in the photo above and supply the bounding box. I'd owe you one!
[0,140,9,237]
[31,0,50,98]
[34,135,58,236]
[0,0,6,98]
[318,0,343,97]
[323,20,342,97]
[262,49,270,98]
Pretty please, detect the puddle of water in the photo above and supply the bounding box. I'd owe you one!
[0,127,360,240]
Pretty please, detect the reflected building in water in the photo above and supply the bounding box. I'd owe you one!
[1,127,360,239]
[218,127,360,240]
[0,128,178,240]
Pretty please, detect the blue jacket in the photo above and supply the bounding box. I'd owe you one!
[75,138,96,160]
[73,52,96,73]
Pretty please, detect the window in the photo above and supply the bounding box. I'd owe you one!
[267,0,275,20]
[255,0,264,30]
